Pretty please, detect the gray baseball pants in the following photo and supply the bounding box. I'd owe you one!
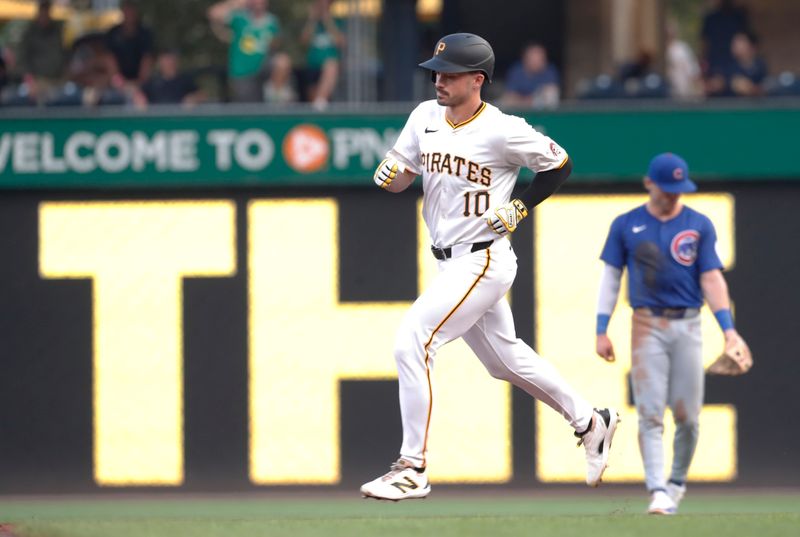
[630,308,704,492]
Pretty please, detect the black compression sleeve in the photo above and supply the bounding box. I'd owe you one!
[517,156,573,209]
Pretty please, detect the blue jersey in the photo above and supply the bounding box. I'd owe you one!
[600,204,723,309]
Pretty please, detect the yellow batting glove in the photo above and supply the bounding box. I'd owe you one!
[487,199,528,235]
[373,157,404,189]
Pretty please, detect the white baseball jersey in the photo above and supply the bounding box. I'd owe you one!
[388,99,568,248]
[378,99,594,472]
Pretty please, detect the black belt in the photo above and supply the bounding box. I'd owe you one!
[431,240,493,261]
[639,307,699,319]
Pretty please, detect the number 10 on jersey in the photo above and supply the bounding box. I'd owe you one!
[463,191,491,217]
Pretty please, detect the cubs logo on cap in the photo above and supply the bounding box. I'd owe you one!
[647,153,697,193]
[671,229,700,266]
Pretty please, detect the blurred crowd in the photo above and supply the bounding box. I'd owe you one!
[0,0,798,110]
[2,0,194,108]
[207,0,343,108]
[0,0,343,109]
[566,0,798,105]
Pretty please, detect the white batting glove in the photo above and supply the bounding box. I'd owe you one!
[373,157,405,189]
[486,199,528,235]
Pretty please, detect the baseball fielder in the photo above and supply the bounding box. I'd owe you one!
[595,153,741,514]
[360,33,619,501]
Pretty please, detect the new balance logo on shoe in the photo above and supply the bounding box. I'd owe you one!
[390,476,419,493]
[361,458,431,501]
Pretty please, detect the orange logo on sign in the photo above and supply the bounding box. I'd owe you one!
[435,42,446,55]
[282,124,329,173]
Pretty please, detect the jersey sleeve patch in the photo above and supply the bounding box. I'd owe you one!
[503,115,568,172]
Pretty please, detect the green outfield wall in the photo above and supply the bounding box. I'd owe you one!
[1,104,799,188]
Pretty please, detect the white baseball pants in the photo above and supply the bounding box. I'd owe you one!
[394,238,594,467]
[631,309,703,492]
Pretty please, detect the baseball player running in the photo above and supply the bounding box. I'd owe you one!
[595,153,741,514]
[360,33,619,501]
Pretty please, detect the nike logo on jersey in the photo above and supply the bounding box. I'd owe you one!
[633,225,647,233]
[424,127,438,133]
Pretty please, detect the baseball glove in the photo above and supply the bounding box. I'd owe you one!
[707,334,753,375]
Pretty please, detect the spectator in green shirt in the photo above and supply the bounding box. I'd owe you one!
[208,0,294,103]
[300,0,345,109]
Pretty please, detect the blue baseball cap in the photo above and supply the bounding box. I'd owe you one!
[646,153,697,193]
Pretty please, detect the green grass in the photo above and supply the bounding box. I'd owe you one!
[1,491,798,537]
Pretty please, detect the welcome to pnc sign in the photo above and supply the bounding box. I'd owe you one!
[0,124,400,186]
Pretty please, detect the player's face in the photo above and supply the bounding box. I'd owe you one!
[434,71,483,107]
[645,178,681,212]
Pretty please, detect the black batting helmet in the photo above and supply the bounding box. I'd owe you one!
[419,33,495,83]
